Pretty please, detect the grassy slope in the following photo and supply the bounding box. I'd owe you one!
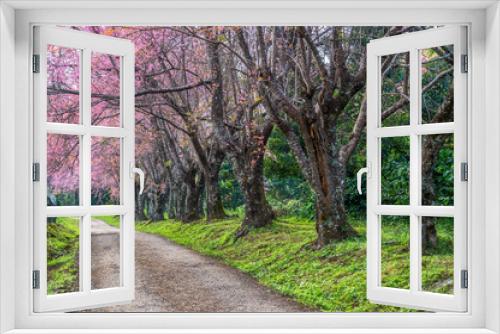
[97,215,453,312]
[47,217,80,295]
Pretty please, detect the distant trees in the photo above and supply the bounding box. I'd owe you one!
[46,26,454,249]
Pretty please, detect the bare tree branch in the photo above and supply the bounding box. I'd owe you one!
[48,79,212,100]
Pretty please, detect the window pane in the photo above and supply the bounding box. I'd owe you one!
[47,134,80,206]
[421,217,454,294]
[91,216,121,289]
[381,216,410,289]
[381,52,410,127]
[421,46,454,124]
[91,137,121,205]
[91,52,121,127]
[47,45,80,124]
[421,134,454,206]
[47,216,80,295]
[381,136,410,205]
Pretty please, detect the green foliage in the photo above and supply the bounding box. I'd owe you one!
[47,217,79,295]
[264,128,316,218]
[219,128,317,219]
[381,137,410,205]
[429,137,454,206]
[99,215,453,312]
[219,159,244,209]
[265,128,303,179]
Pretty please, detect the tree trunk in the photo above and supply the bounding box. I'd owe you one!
[135,181,147,221]
[422,218,438,251]
[148,187,166,222]
[313,161,358,248]
[206,32,273,235]
[234,154,275,238]
[181,169,203,223]
[167,188,177,219]
[186,125,226,221]
[296,116,357,248]
[205,167,225,221]
[421,134,449,250]
[176,185,186,220]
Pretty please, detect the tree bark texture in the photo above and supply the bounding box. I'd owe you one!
[234,153,275,238]
[135,181,148,221]
[205,165,226,220]
[147,186,167,222]
[181,167,204,223]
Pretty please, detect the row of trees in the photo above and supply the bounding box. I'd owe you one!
[48,26,454,249]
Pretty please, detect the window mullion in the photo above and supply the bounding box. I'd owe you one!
[81,47,92,294]
[409,47,421,293]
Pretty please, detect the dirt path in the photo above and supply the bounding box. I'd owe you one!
[87,220,311,312]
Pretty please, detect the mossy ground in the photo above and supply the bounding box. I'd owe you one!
[47,217,80,295]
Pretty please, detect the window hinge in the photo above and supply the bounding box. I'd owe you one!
[32,270,40,289]
[461,162,468,182]
[32,54,40,73]
[32,162,40,182]
[461,269,468,289]
[461,54,468,73]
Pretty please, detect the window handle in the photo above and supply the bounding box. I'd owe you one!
[130,163,145,195]
[357,164,371,195]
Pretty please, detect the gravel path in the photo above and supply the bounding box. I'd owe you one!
[87,220,311,312]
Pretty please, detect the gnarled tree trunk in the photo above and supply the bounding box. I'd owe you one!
[234,153,275,238]
[301,121,358,248]
[313,170,356,247]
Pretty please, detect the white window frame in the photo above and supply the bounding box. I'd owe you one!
[32,26,136,312]
[366,26,468,312]
[0,1,499,333]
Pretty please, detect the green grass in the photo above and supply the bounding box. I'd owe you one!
[47,217,80,295]
[47,215,452,311]
[421,218,455,294]
[96,215,454,312]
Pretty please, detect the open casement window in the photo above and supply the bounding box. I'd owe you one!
[365,26,468,312]
[33,26,138,312]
